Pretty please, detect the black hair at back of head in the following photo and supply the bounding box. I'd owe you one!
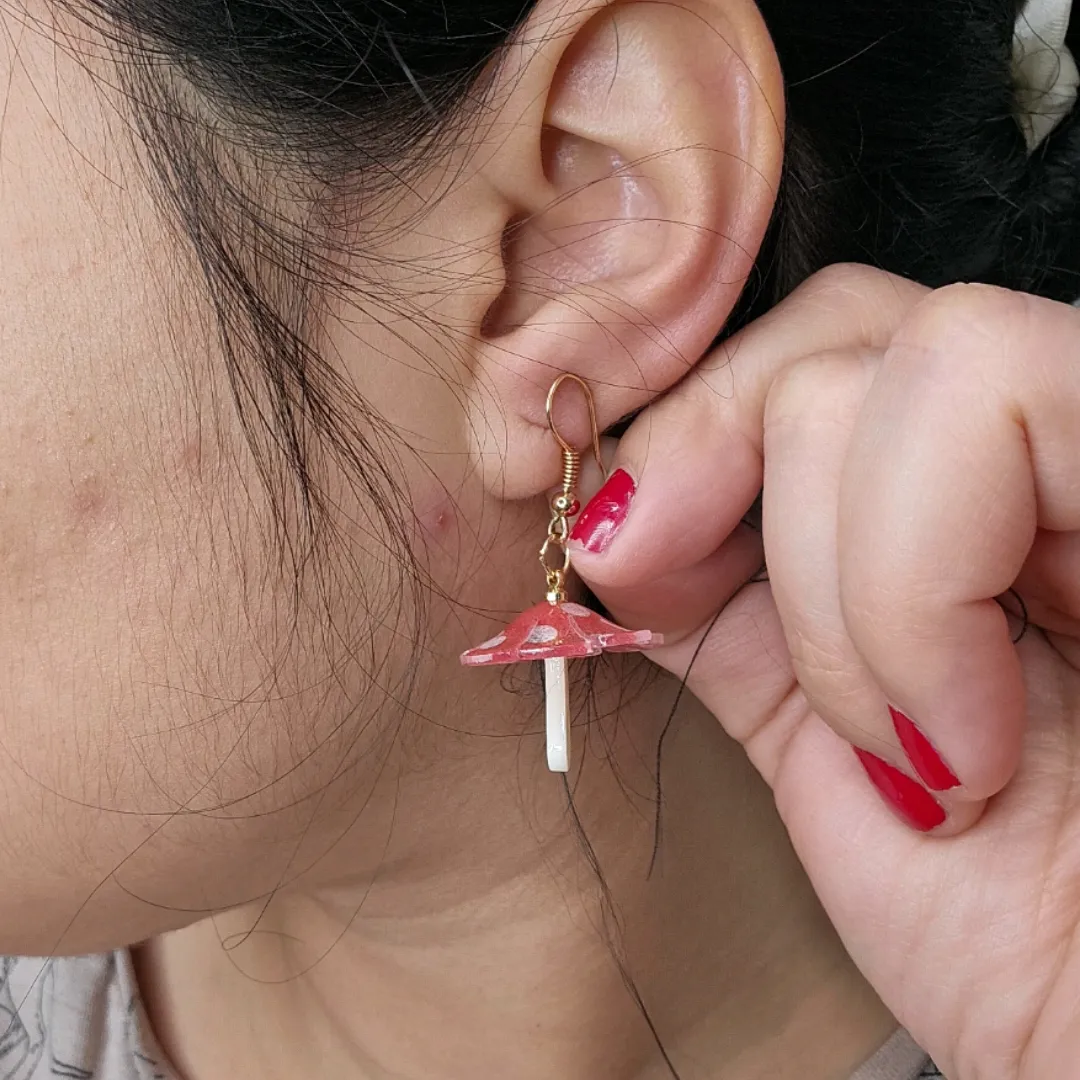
[730,0,1080,330]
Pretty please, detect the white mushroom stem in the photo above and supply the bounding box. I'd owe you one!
[545,656,570,773]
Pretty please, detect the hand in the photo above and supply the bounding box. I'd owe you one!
[569,266,1080,1079]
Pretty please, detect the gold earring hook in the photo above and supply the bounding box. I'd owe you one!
[539,374,606,603]
[545,373,605,476]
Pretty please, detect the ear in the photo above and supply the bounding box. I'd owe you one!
[465,0,785,498]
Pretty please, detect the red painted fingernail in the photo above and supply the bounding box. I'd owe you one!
[854,748,946,832]
[889,706,960,791]
[568,469,635,554]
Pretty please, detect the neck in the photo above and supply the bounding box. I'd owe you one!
[136,673,895,1080]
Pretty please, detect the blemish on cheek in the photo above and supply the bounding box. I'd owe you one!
[178,437,203,474]
[409,484,467,572]
[67,474,116,536]
[416,495,457,543]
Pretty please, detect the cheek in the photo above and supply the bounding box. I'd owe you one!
[406,463,540,595]
[0,22,416,950]
[0,403,402,952]
[0,383,223,777]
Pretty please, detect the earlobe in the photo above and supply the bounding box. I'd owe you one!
[466,0,784,499]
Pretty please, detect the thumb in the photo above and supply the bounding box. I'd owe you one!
[566,267,926,592]
[574,443,793,778]
[571,439,766,640]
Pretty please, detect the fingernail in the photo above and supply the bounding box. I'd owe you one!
[569,469,635,554]
[854,748,946,832]
[889,706,960,791]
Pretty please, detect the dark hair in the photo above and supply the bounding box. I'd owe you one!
[742,0,1080,316]
[65,0,1080,819]
[59,0,1080,540]
[38,6,1076,1074]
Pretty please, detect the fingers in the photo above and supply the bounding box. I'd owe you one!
[762,352,889,740]
[642,579,800,777]
[575,278,1080,836]
[592,526,763,639]
[568,266,927,587]
[1014,530,1080,638]
[762,348,982,833]
[837,285,1080,801]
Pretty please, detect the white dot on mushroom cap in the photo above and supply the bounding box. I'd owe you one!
[476,634,506,650]
[562,603,591,617]
[524,625,559,644]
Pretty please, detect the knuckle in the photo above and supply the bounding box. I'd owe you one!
[840,575,947,650]
[765,352,862,427]
[789,263,924,332]
[922,281,1033,322]
[788,630,854,687]
[896,283,1039,376]
[795,262,899,303]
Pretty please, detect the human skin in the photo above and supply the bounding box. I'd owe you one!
[1,2,896,1079]
[572,270,1080,1078]
[4,0,1080,1078]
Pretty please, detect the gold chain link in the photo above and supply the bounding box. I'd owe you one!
[539,510,571,601]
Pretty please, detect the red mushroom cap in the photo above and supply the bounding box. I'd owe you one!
[460,601,662,667]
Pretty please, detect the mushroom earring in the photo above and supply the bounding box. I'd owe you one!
[460,374,663,773]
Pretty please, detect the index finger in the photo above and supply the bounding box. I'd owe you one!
[569,264,927,588]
